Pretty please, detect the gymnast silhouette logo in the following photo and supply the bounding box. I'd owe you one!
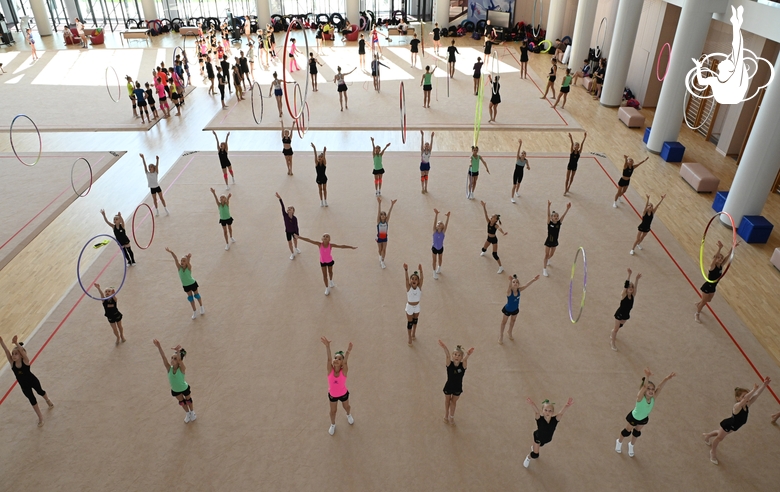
[684,6,774,106]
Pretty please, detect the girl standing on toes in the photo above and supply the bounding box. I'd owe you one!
[522,397,574,468]
[543,201,571,277]
[473,57,483,95]
[610,269,640,351]
[564,132,586,195]
[552,68,572,109]
[615,368,675,457]
[370,137,391,195]
[614,155,649,207]
[321,337,354,435]
[487,74,501,122]
[467,146,490,200]
[519,39,529,79]
[511,139,530,203]
[420,131,434,193]
[703,377,772,465]
[100,210,136,266]
[296,234,358,296]
[540,58,558,99]
[376,196,398,269]
[420,65,436,108]
[141,154,169,216]
[210,188,235,251]
[281,121,294,175]
[275,192,300,260]
[212,131,235,189]
[269,72,284,117]
[333,66,356,111]
[0,336,54,426]
[153,339,196,423]
[358,34,367,70]
[404,264,424,345]
[480,201,508,274]
[438,340,474,424]
[165,247,204,319]
[309,53,323,91]
[431,23,441,55]
[94,283,126,344]
[631,194,665,255]
[431,209,450,279]
[26,29,38,61]
[695,240,738,323]
[498,274,540,344]
[446,39,459,78]
[311,143,329,206]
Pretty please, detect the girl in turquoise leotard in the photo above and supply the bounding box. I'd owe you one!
[153,339,196,424]
[467,146,490,200]
[370,137,391,196]
[165,247,204,319]
[615,368,675,458]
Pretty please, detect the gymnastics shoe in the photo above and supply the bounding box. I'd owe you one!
[523,455,531,468]
[543,268,549,277]
[613,202,618,208]
[155,208,160,217]
[630,250,635,255]
[200,306,205,315]
[295,248,301,254]
[480,251,486,256]
[189,411,197,422]
[329,424,336,435]
[615,439,622,454]
[347,414,354,425]
[184,412,191,423]
[511,198,516,203]
[324,200,328,207]
[321,200,325,207]
[225,244,230,251]
[290,254,295,260]
[436,267,441,274]
[325,287,330,296]
[433,271,439,280]
[329,280,335,288]
[381,260,386,269]
[226,185,230,190]
[230,237,236,243]
[497,266,504,274]
[628,443,634,457]
[637,245,643,250]
[191,311,197,320]
[165,208,170,216]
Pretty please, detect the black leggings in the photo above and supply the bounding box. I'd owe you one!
[19,377,46,406]
[122,245,136,264]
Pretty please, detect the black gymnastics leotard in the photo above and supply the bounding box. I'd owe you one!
[534,416,559,446]
[638,211,654,233]
[113,224,130,246]
[432,27,441,41]
[103,297,123,323]
[12,360,47,406]
[520,45,529,63]
[358,39,366,55]
[544,221,561,248]
[282,136,293,156]
[700,266,722,294]
[490,81,501,105]
[614,294,634,321]
[316,162,327,185]
[567,151,580,172]
[447,45,458,63]
[720,406,749,432]
[487,222,498,244]
[548,66,556,83]
[218,149,231,169]
[309,58,318,75]
[442,361,466,396]
[617,166,634,187]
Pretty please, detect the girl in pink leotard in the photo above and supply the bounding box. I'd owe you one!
[155,77,171,117]
[296,233,357,295]
[321,336,353,435]
[288,38,301,72]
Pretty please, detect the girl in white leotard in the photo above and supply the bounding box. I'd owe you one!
[404,263,424,346]
[420,130,434,193]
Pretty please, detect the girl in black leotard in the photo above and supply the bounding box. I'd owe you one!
[543,201,571,277]
[479,201,508,274]
[564,132,586,195]
[309,52,324,92]
[100,209,136,266]
[703,377,771,465]
[212,130,234,189]
[540,57,558,99]
[610,269,640,351]
[614,155,649,207]
[431,23,441,55]
[488,74,501,122]
[94,283,125,344]
[358,34,367,70]
[519,40,529,79]
[438,339,474,425]
[695,240,737,323]
[281,121,294,175]
[311,143,328,206]
[631,194,665,255]
[446,39,459,78]
[1,335,53,426]
[523,397,574,468]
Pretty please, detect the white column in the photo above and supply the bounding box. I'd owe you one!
[646,0,729,152]
[28,0,52,35]
[62,0,79,22]
[600,0,644,107]
[141,0,157,21]
[347,0,359,24]
[434,0,449,31]
[255,0,271,25]
[721,56,780,227]
[546,0,568,43]
[568,0,598,71]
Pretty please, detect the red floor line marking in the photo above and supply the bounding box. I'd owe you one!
[0,156,106,251]
[505,49,568,126]
[0,154,197,408]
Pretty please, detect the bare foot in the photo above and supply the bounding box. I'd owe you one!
[498,339,503,345]
[443,416,449,424]
[38,420,44,427]
[448,416,455,425]
[508,334,514,341]
[121,338,126,343]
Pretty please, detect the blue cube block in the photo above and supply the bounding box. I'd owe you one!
[643,127,652,144]
[712,191,728,212]
[737,215,773,244]
[661,141,685,162]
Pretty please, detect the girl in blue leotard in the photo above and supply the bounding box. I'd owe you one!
[499,274,540,344]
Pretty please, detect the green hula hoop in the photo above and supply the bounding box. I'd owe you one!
[474,74,485,146]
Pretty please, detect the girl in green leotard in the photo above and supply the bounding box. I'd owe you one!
[153,339,196,424]
[467,146,490,200]
[210,188,235,250]
[420,65,437,108]
[165,247,204,320]
[615,368,675,457]
[370,137,391,196]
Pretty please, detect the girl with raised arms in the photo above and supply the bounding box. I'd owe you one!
[403,263,424,346]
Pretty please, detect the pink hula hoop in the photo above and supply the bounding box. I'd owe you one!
[656,43,671,82]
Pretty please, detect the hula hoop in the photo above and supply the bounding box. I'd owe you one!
[682,89,716,131]
[172,46,184,67]
[539,40,553,53]
[399,81,407,143]
[293,102,310,138]
[532,0,543,37]
[131,203,155,250]
[595,17,607,52]
[655,43,671,82]
[105,66,121,103]
[568,246,587,323]
[447,69,450,97]
[473,74,484,146]
[70,157,93,198]
[282,18,310,121]
[250,82,264,124]
[9,114,43,167]
[77,234,128,301]
[420,21,425,58]
[699,212,737,283]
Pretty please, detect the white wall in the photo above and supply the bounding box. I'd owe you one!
[624,0,676,107]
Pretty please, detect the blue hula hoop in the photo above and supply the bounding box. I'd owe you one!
[77,234,128,301]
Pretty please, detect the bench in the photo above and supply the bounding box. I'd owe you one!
[580,77,594,91]
[771,248,780,271]
[388,27,415,36]
[618,107,644,128]
[121,29,150,46]
[179,26,199,36]
[680,162,719,193]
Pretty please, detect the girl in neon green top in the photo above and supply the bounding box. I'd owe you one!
[616,368,676,457]
[467,146,490,200]
[210,188,235,250]
[125,76,138,118]
[370,137,391,196]
[165,247,204,320]
[153,339,196,424]
[552,68,573,110]
[420,65,437,108]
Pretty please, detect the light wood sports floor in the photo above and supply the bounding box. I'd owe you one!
[0,29,778,491]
